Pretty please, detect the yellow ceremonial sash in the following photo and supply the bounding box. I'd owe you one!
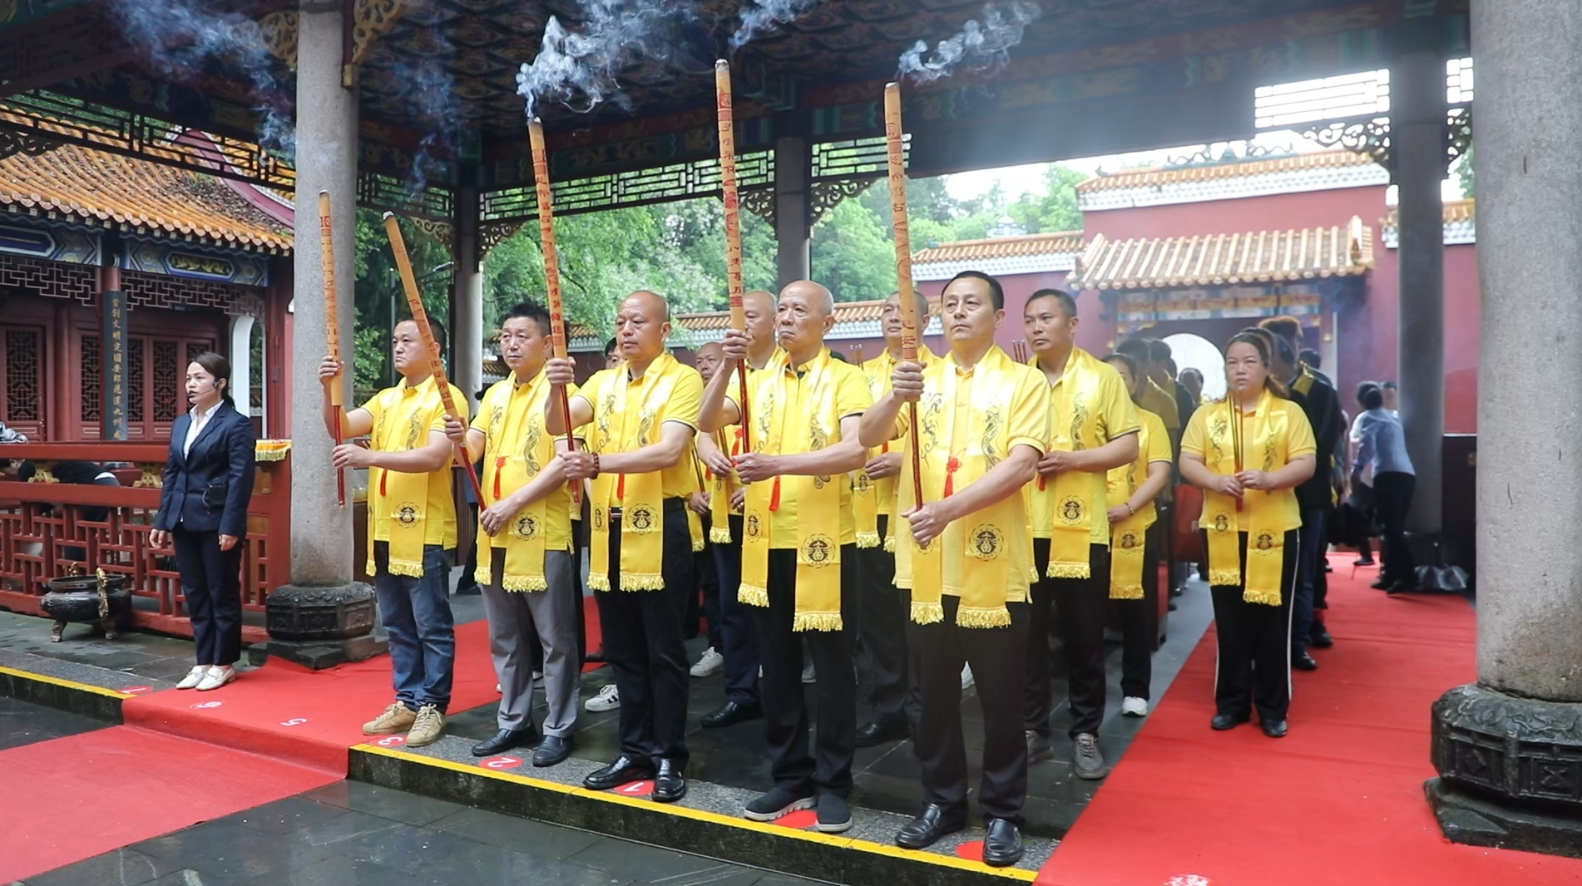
[707,428,738,544]
[473,374,553,591]
[896,347,1019,628]
[1037,350,1104,579]
[739,351,845,631]
[367,379,450,579]
[588,353,683,591]
[1202,390,1287,605]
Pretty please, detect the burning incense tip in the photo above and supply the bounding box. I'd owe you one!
[716,58,729,70]
[382,211,396,221]
[318,189,329,197]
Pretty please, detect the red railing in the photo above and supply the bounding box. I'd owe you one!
[0,443,290,643]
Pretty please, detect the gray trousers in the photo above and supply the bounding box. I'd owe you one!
[484,547,580,736]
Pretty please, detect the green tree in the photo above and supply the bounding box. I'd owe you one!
[1453,143,1474,198]
[811,198,897,302]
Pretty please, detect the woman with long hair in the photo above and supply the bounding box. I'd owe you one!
[150,352,256,691]
[1178,329,1316,737]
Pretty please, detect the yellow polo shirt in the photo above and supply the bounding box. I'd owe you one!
[859,346,935,517]
[1141,379,1181,430]
[472,369,575,551]
[1029,348,1141,544]
[1106,408,1172,527]
[896,347,1049,602]
[1181,396,1316,533]
[363,375,463,549]
[575,357,704,501]
[730,348,871,549]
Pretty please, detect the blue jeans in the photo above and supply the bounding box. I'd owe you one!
[1291,510,1326,655]
[372,542,456,713]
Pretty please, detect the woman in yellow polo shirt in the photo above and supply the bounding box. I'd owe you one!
[1179,329,1315,739]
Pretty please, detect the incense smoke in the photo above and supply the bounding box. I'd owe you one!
[110,0,296,156]
[394,51,461,198]
[730,0,822,50]
[897,1,1041,84]
[516,0,689,118]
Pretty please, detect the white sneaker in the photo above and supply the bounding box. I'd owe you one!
[1121,696,1149,717]
[961,664,975,690]
[532,671,544,686]
[801,662,816,684]
[176,666,208,690]
[585,683,619,712]
[690,647,724,678]
[195,666,236,691]
[495,683,502,693]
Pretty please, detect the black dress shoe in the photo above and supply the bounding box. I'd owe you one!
[1385,579,1413,595]
[583,755,654,791]
[982,818,1025,867]
[1354,557,1375,567]
[1371,578,1393,590]
[532,734,573,767]
[652,759,686,803]
[1292,651,1319,671]
[471,727,539,757]
[1211,713,1249,731]
[854,718,908,748]
[585,648,607,663]
[895,803,965,850]
[1261,719,1289,738]
[701,700,763,728]
[1309,621,1334,648]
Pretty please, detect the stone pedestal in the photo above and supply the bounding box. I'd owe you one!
[248,583,386,669]
[1428,0,1582,858]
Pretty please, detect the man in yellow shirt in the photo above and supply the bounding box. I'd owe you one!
[860,270,1049,867]
[1116,338,1180,447]
[1100,352,1174,718]
[445,302,579,767]
[700,280,871,833]
[318,317,463,749]
[1022,290,1140,781]
[853,289,934,749]
[547,291,702,803]
[693,291,779,728]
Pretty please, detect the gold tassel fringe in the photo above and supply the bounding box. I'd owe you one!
[738,583,769,607]
[473,566,491,587]
[1047,563,1091,579]
[502,575,548,592]
[1243,587,1282,606]
[620,573,665,591]
[1109,584,1144,600]
[709,527,733,544]
[883,536,896,553]
[910,600,944,624]
[1209,569,1240,587]
[692,537,706,553]
[588,573,611,591]
[386,560,425,579]
[955,605,1011,629]
[855,532,880,549]
[793,612,844,632]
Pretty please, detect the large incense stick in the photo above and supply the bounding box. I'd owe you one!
[527,118,581,503]
[381,212,484,505]
[715,59,752,451]
[884,82,924,505]
[318,191,347,508]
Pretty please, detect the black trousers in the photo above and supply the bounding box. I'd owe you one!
[1209,529,1300,723]
[597,499,695,765]
[696,520,723,649]
[1374,472,1416,585]
[1026,540,1110,739]
[914,596,1030,824]
[172,525,243,667]
[855,515,918,729]
[753,547,858,798]
[1117,530,1157,701]
[711,515,761,705]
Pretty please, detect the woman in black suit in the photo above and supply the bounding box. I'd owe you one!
[150,352,256,691]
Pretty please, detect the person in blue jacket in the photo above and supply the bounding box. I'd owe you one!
[150,351,256,692]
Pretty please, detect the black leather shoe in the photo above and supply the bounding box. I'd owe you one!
[1292,651,1319,671]
[1371,578,1393,590]
[652,759,686,803]
[471,727,538,757]
[1211,713,1249,731]
[1354,557,1375,567]
[982,818,1025,867]
[585,647,607,663]
[701,700,762,728]
[895,803,965,850]
[855,718,908,748]
[1261,719,1289,738]
[532,735,573,767]
[583,755,653,791]
[1309,621,1334,648]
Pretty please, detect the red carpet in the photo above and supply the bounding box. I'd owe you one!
[123,619,501,773]
[0,726,337,883]
[1039,555,1582,886]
